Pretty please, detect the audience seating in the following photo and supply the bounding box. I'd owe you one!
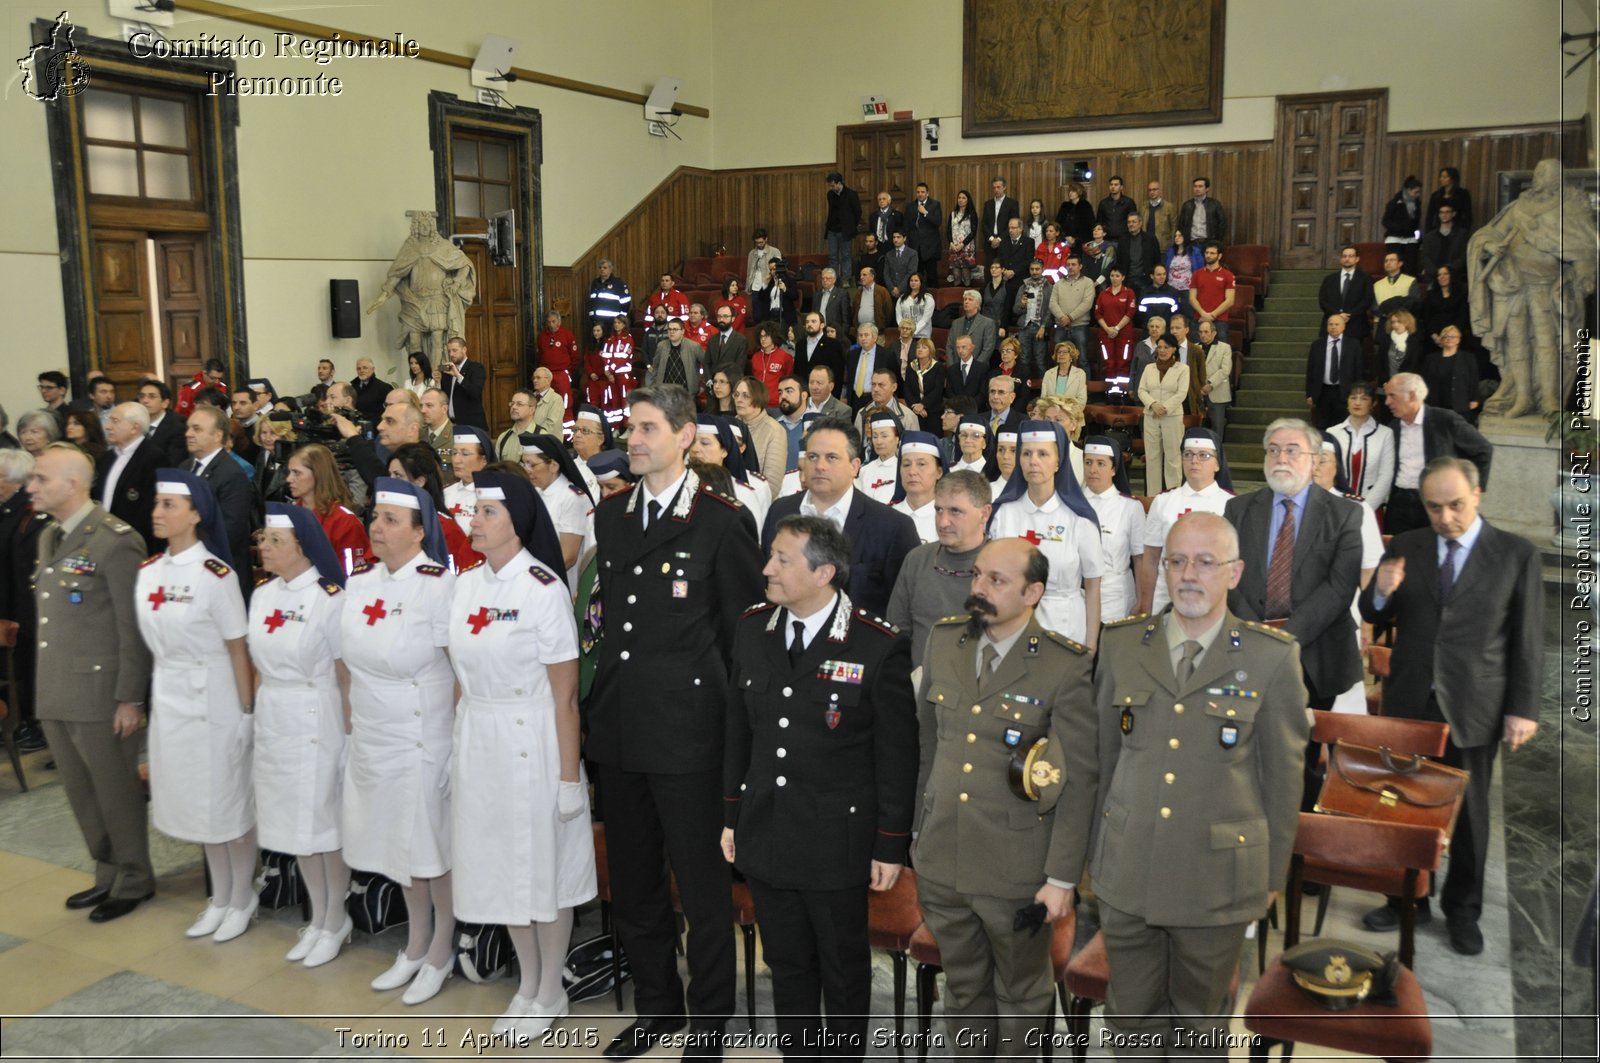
[1243,813,1440,1062]
[0,619,26,792]
[1229,283,1257,343]
[590,822,625,1011]
[1226,244,1271,301]
[666,868,760,1032]
[866,868,924,1058]
[683,257,717,286]
[1354,242,1389,278]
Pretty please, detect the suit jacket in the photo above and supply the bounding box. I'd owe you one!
[1318,270,1376,339]
[794,334,845,391]
[33,505,152,718]
[725,593,918,889]
[983,405,1024,439]
[1083,613,1308,927]
[1359,521,1542,746]
[902,361,947,428]
[1224,487,1365,697]
[997,235,1036,279]
[1143,198,1178,249]
[587,469,765,773]
[980,196,1020,258]
[870,206,905,244]
[850,285,893,332]
[94,440,162,551]
[882,245,920,297]
[842,343,897,409]
[147,413,189,468]
[195,451,256,601]
[646,339,706,394]
[913,614,1096,896]
[1304,333,1360,399]
[1117,231,1161,287]
[945,312,998,364]
[703,330,751,386]
[945,355,992,402]
[761,489,919,618]
[906,196,943,264]
[809,284,852,334]
[749,282,798,330]
[443,358,488,430]
[349,376,387,421]
[1392,406,1493,489]
[1176,196,1228,246]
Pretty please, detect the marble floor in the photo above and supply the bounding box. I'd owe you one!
[0,594,1593,1060]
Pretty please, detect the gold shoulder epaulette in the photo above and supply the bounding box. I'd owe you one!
[140,553,163,569]
[416,563,446,577]
[935,614,968,626]
[254,574,272,587]
[460,558,486,574]
[1104,613,1150,628]
[320,579,342,596]
[1041,629,1088,654]
[1242,620,1295,642]
[856,609,898,636]
[203,558,231,578]
[349,560,373,577]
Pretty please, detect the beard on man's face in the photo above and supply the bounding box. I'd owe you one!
[964,593,996,637]
[778,398,799,416]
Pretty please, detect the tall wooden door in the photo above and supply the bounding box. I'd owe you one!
[89,228,212,395]
[450,129,525,435]
[1275,91,1388,268]
[838,120,919,212]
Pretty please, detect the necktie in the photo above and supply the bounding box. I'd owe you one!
[1341,270,1350,297]
[1177,640,1202,685]
[1439,539,1460,603]
[645,499,661,531]
[856,350,872,396]
[789,619,806,665]
[978,642,999,680]
[1265,498,1296,618]
[1326,338,1341,385]
[188,459,202,474]
[961,361,970,384]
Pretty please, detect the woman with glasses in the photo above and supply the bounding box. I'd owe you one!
[1136,427,1236,616]
[138,470,258,943]
[442,426,493,538]
[247,502,352,968]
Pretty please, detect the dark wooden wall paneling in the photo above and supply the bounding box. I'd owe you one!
[546,121,1583,315]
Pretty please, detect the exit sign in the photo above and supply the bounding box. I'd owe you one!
[860,95,890,121]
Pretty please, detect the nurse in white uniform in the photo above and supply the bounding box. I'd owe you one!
[1080,436,1147,623]
[517,431,598,593]
[1314,437,1385,714]
[137,470,258,943]
[988,420,1105,648]
[340,477,459,1004]
[1138,427,1235,616]
[247,502,352,968]
[691,415,771,528]
[442,426,492,537]
[890,431,944,544]
[449,470,595,1037]
[991,428,1019,500]
[856,411,902,503]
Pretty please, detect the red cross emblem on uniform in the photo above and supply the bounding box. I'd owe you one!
[1021,529,1044,545]
[147,589,167,611]
[264,609,287,634]
[467,607,492,634]
[450,503,464,516]
[1180,508,1194,516]
[362,599,387,626]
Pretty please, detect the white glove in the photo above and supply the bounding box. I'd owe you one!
[557,781,588,821]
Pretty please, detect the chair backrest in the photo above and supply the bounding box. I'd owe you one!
[1309,709,1447,757]
[1354,241,1388,277]
[1225,244,1270,274]
[1366,644,1392,679]
[1294,811,1445,873]
[0,619,16,649]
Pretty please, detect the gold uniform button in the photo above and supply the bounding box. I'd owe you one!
[966,733,977,744]
[959,793,969,803]
[937,694,945,702]
[1169,738,1180,749]
[971,705,982,715]
[1226,708,1237,717]
[962,763,973,774]
[1238,834,1247,844]
[1163,772,1175,784]
[1160,807,1172,819]
[1174,703,1184,714]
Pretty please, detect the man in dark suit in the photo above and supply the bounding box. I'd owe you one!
[723,514,917,1060]
[1117,213,1161,294]
[183,406,255,602]
[869,190,904,248]
[823,173,862,283]
[945,335,990,405]
[94,403,162,551]
[1317,245,1376,346]
[983,376,1025,438]
[842,324,895,412]
[980,176,1019,265]
[882,230,919,301]
[137,379,188,468]
[439,337,488,431]
[761,419,919,617]
[349,358,388,421]
[808,268,851,335]
[702,304,750,385]
[793,312,844,388]
[1304,315,1359,429]
[906,182,943,288]
[1382,371,1494,535]
[1359,457,1542,956]
[588,384,765,1060]
[996,218,1036,291]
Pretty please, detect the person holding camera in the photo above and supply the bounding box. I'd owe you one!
[754,257,797,331]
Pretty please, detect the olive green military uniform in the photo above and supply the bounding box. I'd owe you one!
[424,420,456,485]
[913,614,1096,1058]
[1083,611,1308,1058]
[34,503,155,900]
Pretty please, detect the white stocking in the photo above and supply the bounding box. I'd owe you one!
[225,829,258,909]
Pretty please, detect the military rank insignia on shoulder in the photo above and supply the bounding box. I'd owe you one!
[140,553,163,569]
[935,614,968,626]
[1040,629,1088,655]
[460,558,486,574]
[320,579,343,596]
[349,560,373,577]
[1104,613,1150,628]
[416,563,446,577]
[855,610,898,636]
[203,558,232,578]
[742,601,777,617]
[1243,619,1295,642]
[108,520,133,535]
[528,564,558,585]
[699,487,742,511]
[255,574,273,587]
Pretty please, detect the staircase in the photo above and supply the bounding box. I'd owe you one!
[1225,268,1325,491]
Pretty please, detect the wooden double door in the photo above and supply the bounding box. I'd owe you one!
[92,228,212,396]
[838,120,919,213]
[1275,90,1389,268]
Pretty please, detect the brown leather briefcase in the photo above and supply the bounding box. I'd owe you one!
[1315,739,1469,839]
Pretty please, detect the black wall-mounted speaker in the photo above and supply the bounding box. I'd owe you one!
[330,279,360,338]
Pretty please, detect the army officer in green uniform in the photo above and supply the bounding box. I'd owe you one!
[28,444,155,922]
[913,537,1096,1058]
[1085,513,1307,1057]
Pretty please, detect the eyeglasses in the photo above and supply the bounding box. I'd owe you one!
[37,384,61,392]
[1161,555,1238,575]
[572,426,603,437]
[1264,445,1308,459]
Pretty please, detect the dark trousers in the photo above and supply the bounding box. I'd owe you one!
[41,718,154,899]
[746,876,870,1061]
[596,764,735,1026]
[1385,486,1428,536]
[1422,695,1499,923]
[1312,384,1346,429]
[1299,675,1339,813]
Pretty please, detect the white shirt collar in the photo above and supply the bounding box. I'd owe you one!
[801,485,854,529]
[784,591,840,652]
[641,468,690,521]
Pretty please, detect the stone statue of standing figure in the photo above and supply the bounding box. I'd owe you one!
[367,210,478,366]
[1468,158,1597,417]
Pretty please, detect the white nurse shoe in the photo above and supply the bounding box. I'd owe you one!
[185,903,228,939]
[212,897,258,943]
[401,961,453,1005]
[371,950,427,991]
[302,914,353,968]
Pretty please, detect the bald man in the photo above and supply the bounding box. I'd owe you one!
[29,444,156,922]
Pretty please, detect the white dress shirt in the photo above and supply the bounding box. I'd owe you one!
[801,486,854,531]
[100,438,140,508]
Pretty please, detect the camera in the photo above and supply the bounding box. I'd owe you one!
[267,407,371,465]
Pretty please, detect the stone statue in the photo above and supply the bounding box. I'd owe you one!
[1468,159,1597,417]
[366,210,477,365]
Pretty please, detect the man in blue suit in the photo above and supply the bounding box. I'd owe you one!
[761,417,919,618]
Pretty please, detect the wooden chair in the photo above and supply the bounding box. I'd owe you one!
[1243,813,1441,1061]
[667,868,758,1032]
[591,822,625,1011]
[1225,244,1271,300]
[1354,241,1389,278]
[866,869,924,1058]
[0,619,26,792]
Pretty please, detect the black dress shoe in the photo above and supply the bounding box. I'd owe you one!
[603,1016,687,1060]
[1361,899,1431,932]
[1447,915,1484,955]
[88,892,153,923]
[65,886,111,910]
